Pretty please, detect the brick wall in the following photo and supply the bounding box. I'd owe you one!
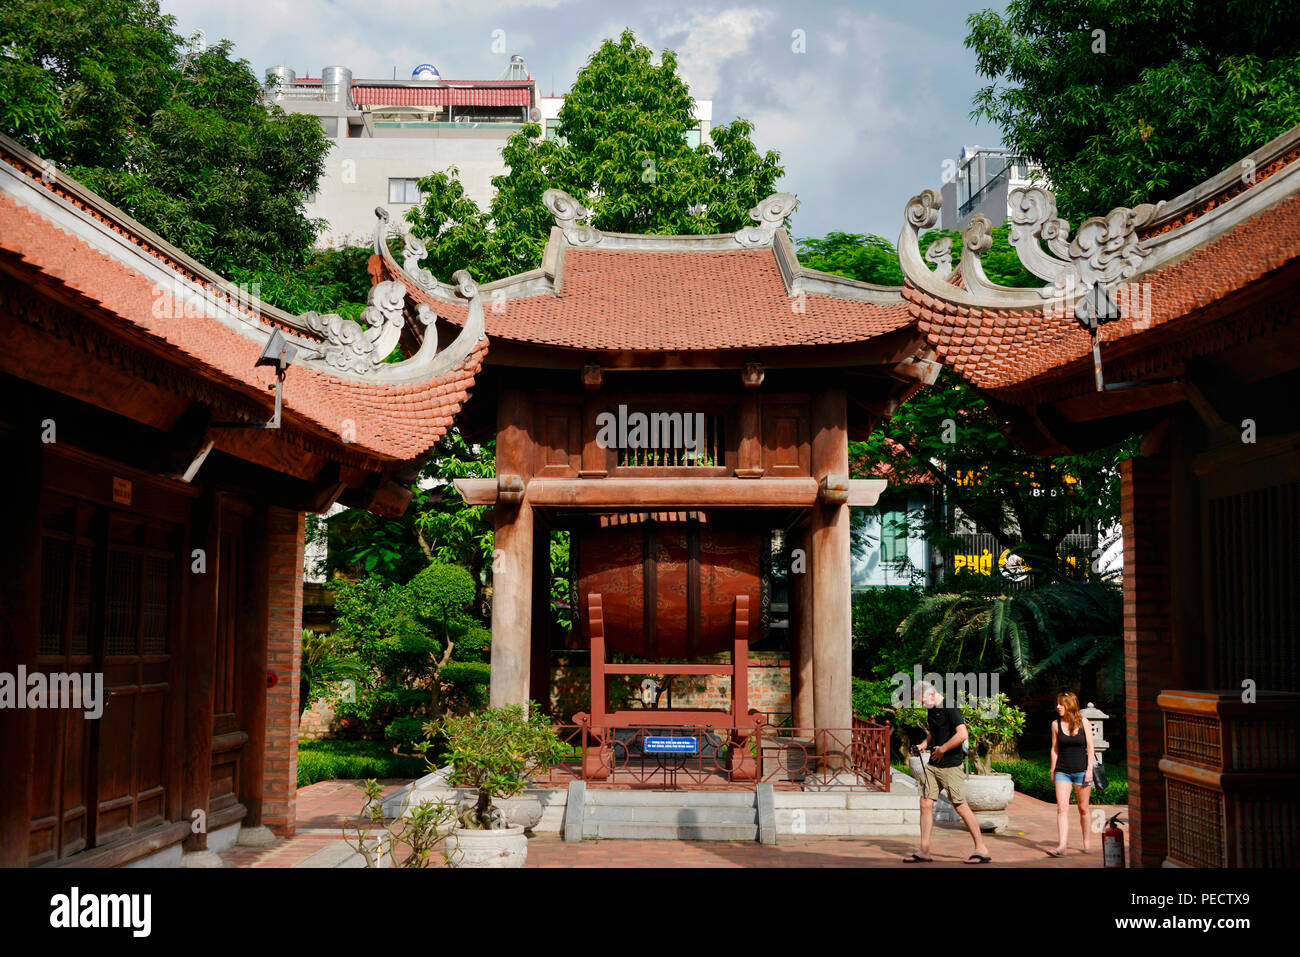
[262,507,304,835]
[550,652,792,722]
[1121,452,1174,868]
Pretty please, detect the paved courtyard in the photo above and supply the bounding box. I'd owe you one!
[218,779,1126,868]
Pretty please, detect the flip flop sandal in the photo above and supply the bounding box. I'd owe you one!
[964,854,992,864]
[1045,850,1065,858]
[902,853,934,863]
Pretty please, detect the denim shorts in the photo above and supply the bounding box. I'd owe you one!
[1054,770,1088,785]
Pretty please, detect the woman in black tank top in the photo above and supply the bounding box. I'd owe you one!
[1047,691,1096,857]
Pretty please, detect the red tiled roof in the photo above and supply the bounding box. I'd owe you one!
[409,247,912,351]
[907,188,1300,393]
[0,192,484,464]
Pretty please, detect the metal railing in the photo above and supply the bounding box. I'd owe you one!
[537,716,892,790]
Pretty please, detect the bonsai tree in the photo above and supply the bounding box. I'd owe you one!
[343,778,457,868]
[426,702,568,829]
[896,693,1026,774]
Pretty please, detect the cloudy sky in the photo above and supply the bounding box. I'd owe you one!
[163,0,1010,240]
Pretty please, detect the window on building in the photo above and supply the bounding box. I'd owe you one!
[318,116,338,138]
[685,127,702,148]
[880,509,910,563]
[388,178,423,204]
[545,119,567,145]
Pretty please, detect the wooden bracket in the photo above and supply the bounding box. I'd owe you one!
[497,473,526,505]
[819,473,850,505]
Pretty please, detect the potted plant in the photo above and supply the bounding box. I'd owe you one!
[424,702,567,867]
[897,692,1025,832]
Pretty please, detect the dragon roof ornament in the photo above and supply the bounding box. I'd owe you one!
[898,184,1158,308]
[543,188,600,246]
[734,192,798,247]
[297,209,486,381]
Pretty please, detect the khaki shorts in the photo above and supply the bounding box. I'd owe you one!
[920,761,966,806]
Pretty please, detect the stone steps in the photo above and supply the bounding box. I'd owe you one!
[581,787,760,840]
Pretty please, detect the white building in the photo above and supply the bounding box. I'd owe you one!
[267,59,713,248]
[266,58,538,247]
[940,146,1042,231]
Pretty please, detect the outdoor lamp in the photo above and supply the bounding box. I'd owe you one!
[1080,702,1109,764]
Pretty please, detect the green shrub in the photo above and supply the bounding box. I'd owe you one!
[452,624,492,662]
[852,677,897,721]
[852,588,927,678]
[296,740,429,787]
[993,758,1129,805]
[440,661,490,712]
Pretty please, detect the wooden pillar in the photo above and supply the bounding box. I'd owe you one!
[490,390,534,708]
[737,389,761,474]
[792,528,815,729]
[811,389,851,739]
[1121,447,1175,868]
[529,526,551,713]
[181,491,220,851]
[0,428,41,866]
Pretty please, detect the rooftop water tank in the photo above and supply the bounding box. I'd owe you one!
[321,65,353,106]
[265,65,295,97]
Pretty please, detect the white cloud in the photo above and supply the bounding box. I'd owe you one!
[657,8,770,100]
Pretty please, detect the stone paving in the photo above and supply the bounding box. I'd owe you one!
[219,779,1127,868]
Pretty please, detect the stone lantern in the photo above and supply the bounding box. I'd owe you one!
[1080,702,1109,763]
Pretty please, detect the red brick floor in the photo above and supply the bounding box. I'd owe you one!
[218,780,1127,868]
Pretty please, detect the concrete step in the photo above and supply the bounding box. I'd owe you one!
[586,789,756,807]
[586,806,759,825]
[585,821,760,841]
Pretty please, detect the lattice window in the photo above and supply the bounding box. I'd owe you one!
[142,555,171,655]
[71,545,92,656]
[105,550,141,656]
[615,412,726,468]
[1167,778,1226,867]
[1165,712,1221,768]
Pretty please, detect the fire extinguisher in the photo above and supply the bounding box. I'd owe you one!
[1103,812,1126,868]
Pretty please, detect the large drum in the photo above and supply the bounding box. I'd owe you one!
[575,517,763,658]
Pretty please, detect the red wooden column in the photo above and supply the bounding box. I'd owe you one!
[792,527,815,729]
[490,390,535,708]
[0,431,41,866]
[1121,446,1175,868]
[811,389,851,742]
[259,506,305,835]
[180,490,220,852]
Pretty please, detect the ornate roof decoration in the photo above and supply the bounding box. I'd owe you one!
[734,192,798,247]
[543,189,601,247]
[897,122,1300,396]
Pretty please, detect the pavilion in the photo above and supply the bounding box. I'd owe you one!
[371,188,933,765]
[896,123,1300,867]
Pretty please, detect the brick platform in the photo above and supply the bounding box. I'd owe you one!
[218,779,1126,868]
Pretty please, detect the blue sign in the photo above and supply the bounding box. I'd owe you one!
[644,737,698,754]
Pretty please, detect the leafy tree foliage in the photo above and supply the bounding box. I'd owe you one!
[406,29,783,284]
[966,0,1300,222]
[1,0,329,274]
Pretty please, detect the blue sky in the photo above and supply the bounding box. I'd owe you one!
[164,0,1010,239]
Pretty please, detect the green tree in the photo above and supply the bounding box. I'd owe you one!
[1,0,329,275]
[966,0,1300,222]
[405,29,784,283]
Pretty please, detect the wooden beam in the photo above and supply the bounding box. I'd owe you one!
[525,476,820,508]
[1054,381,1186,423]
[847,479,889,506]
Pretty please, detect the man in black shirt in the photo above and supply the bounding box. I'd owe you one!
[903,681,993,863]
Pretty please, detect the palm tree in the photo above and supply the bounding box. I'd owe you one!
[898,575,1121,685]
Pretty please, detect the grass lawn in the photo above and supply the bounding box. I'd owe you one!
[297,739,432,787]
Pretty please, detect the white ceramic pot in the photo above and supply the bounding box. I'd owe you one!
[963,772,1014,832]
[444,825,528,868]
[493,794,544,831]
